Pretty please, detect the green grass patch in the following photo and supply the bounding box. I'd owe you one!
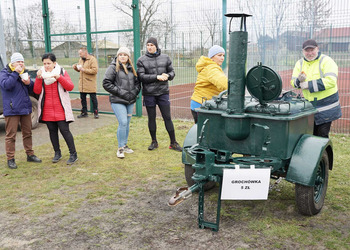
[0,119,349,248]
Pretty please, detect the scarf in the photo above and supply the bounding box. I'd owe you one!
[41,64,62,85]
[9,63,25,74]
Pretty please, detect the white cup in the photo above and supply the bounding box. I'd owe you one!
[77,65,82,70]
[20,72,29,81]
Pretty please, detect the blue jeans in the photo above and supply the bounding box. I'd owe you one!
[111,103,134,148]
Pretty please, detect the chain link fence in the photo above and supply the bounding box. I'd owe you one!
[1,0,349,133]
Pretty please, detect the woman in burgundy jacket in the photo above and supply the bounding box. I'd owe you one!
[34,53,78,165]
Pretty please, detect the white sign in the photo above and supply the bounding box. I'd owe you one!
[221,166,271,200]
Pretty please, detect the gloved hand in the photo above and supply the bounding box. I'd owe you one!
[300,81,308,89]
[298,71,307,82]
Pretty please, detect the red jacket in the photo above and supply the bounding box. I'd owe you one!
[34,72,74,122]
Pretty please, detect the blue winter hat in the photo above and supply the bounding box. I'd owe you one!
[10,52,24,63]
[208,45,225,58]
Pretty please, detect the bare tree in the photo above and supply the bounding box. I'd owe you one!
[298,0,331,37]
[271,0,289,66]
[191,9,221,48]
[112,0,165,48]
[246,0,268,64]
[204,10,221,46]
[17,3,49,57]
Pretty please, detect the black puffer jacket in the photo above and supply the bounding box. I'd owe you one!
[136,49,175,96]
[102,59,141,105]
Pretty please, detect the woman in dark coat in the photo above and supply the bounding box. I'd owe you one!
[103,47,141,159]
[136,37,182,152]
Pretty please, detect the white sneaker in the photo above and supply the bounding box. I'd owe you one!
[123,145,134,154]
[117,147,125,158]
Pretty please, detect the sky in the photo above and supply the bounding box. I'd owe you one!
[1,0,350,46]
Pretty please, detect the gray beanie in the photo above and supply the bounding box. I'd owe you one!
[11,52,24,63]
[146,37,158,49]
[117,47,131,57]
[208,45,225,58]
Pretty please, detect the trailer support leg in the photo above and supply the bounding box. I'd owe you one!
[197,177,222,231]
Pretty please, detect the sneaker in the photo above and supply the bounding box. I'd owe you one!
[117,147,125,158]
[77,112,88,118]
[27,154,42,163]
[94,110,99,119]
[52,150,62,163]
[123,145,134,154]
[148,141,158,150]
[169,141,182,152]
[7,159,17,169]
[67,152,78,165]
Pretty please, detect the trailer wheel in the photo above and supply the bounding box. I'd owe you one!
[295,150,329,215]
[184,164,216,191]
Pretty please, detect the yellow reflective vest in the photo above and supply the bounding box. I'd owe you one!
[290,53,341,125]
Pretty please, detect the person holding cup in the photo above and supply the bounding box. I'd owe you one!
[0,52,42,169]
[34,53,78,165]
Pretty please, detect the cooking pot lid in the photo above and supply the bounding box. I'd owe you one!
[246,64,282,104]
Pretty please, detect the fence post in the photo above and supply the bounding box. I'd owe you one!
[132,0,142,117]
[42,0,51,52]
[222,0,227,70]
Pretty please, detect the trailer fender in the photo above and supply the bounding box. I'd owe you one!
[182,124,198,165]
[286,134,333,186]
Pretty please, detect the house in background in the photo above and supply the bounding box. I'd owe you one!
[51,40,119,60]
[314,27,350,52]
[281,30,310,51]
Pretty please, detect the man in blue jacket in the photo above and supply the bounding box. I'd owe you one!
[0,53,41,169]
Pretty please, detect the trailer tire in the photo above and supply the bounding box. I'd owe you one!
[184,164,216,191]
[295,150,329,215]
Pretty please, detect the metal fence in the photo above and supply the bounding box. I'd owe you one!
[1,0,349,133]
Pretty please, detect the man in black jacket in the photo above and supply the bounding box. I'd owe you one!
[137,37,182,152]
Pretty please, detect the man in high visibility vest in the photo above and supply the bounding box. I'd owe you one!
[291,39,342,138]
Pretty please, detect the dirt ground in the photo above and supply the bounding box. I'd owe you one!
[0,113,347,249]
[0,113,264,249]
[0,112,116,154]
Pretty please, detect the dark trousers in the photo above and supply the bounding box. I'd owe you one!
[313,122,332,138]
[80,92,98,113]
[145,105,176,144]
[191,110,198,124]
[46,121,76,154]
[4,114,34,160]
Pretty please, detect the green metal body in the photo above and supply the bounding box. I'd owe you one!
[286,134,333,186]
[182,14,333,231]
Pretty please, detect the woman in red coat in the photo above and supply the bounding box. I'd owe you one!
[34,53,78,165]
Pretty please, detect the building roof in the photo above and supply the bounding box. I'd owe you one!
[52,40,119,50]
[315,27,350,38]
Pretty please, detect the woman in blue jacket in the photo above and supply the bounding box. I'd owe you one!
[0,53,41,169]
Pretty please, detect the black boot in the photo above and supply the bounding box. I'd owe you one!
[94,110,99,119]
[67,152,78,165]
[77,112,88,118]
[7,159,17,169]
[27,155,42,163]
[148,140,158,150]
[52,150,62,163]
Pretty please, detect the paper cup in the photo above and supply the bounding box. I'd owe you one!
[77,65,82,70]
[20,72,29,81]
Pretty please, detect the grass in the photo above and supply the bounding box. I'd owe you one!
[0,117,189,215]
[0,117,349,248]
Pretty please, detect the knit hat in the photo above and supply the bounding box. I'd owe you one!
[208,45,225,58]
[117,47,131,57]
[302,39,318,49]
[10,52,24,63]
[146,37,158,49]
